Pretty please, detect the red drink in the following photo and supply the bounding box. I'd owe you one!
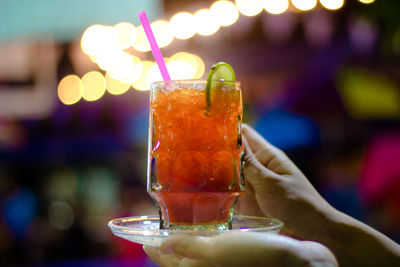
[148,80,244,230]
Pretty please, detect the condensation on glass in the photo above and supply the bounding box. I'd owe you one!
[147,80,244,230]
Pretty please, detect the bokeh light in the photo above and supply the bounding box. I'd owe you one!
[235,0,264,17]
[89,55,97,64]
[95,50,125,72]
[151,20,174,48]
[132,25,151,52]
[210,1,239,27]
[57,75,83,105]
[95,52,143,84]
[168,52,196,79]
[105,72,131,95]
[114,22,137,49]
[168,52,205,79]
[130,55,144,83]
[81,71,106,101]
[191,54,206,79]
[49,201,74,231]
[348,16,377,54]
[146,63,164,86]
[263,0,289,15]
[97,26,120,53]
[193,9,221,36]
[291,0,317,11]
[167,60,195,80]
[132,61,154,91]
[338,69,400,119]
[392,28,400,56]
[3,189,37,237]
[169,12,196,40]
[102,52,137,83]
[81,25,119,56]
[320,0,344,10]
[81,24,104,55]
[358,0,375,4]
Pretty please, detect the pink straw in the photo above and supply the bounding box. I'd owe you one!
[138,11,171,81]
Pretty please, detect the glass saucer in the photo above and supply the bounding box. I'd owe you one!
[108,215,284,247]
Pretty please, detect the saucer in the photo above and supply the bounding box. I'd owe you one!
[108,215,284,247]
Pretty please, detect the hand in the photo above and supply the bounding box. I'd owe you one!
[236,124,334,240]
[236,124,400,266]
[144,231,338,267]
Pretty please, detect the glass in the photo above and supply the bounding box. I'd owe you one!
[108,215,283,247]
[148,79,244,230]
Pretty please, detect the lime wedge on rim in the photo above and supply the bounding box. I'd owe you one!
[206,62,236,107]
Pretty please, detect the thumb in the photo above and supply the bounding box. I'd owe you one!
[243,124,297,176]
[242,124,285,167]
[243,135,282,186]
[161,234,213,259]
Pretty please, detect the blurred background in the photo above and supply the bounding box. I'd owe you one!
[1,0,400,266]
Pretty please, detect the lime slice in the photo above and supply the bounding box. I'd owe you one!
[205,62,236,107]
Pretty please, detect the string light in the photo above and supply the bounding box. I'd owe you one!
[169,12,196,39]
[57,75,83,105]
[320,0,344,10]
[95,50,124,72]
[263,0,289,15]
[146,63,164,86]
[169,52,205,79]
[291,0,317,11]
[114,22,137,49]
[81,25,105,56]
[132,25,151,52]
[358,0,375,4]
[81,25,119,56]
[193,9,220,36]
[150,20,174,48]
[132,61,154,91]
[167,60,195,80]
[105,52,137,83]
[130,55,144,83]
[210,1,239,27]
[82,0,347,58]
[81,71,106,101]
[190,54,206,79]
[71,0,348,104]
[105,72,131,95]
[235,0,264,17]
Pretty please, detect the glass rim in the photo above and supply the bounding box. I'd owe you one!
[151,79,241,87]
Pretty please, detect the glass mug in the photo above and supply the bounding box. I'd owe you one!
[147,80,244,230]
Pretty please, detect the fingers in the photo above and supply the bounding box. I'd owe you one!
[242,124,297,175]
[144,245,214,267]
[161,233,240,266]
[160,231,329,267]
[161,232,284,265]
[299,242,338,267]
[161,235,213,260]
[242,124,285,165]
[160,236,217,267]
[243,134,277,177]
[235,180,265,217]
[144,245,183,267]
[179,258,215,267]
